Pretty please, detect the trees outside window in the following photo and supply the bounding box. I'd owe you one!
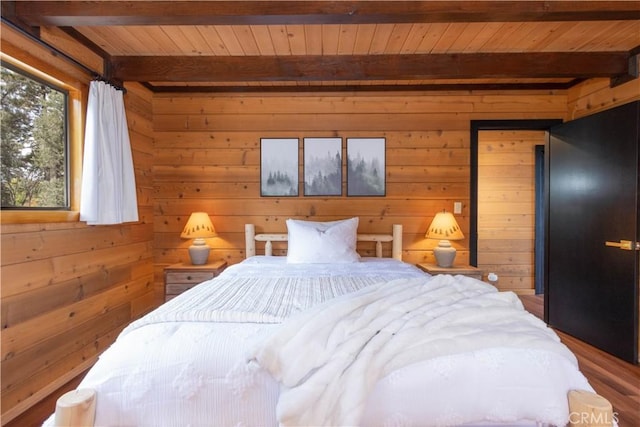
[1,63,68,209]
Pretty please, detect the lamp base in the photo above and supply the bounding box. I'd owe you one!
[433,240,457,268]
[188,238,210,265]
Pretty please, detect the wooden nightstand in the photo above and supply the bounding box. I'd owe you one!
[416,263,483,280]
[164,260,227,301]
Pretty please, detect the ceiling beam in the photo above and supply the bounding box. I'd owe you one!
[111,52,631,83]
[148,81,582,94]
[12,1,640,26]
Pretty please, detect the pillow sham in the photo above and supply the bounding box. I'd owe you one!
[286,217,360,263]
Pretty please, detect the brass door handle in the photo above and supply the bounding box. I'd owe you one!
[605,240,640,250]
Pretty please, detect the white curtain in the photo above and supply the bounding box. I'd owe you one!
[80,81,138,225]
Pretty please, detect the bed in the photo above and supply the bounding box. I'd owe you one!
[45,218,606,427]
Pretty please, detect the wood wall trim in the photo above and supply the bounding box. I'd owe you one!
[0,210,80,224]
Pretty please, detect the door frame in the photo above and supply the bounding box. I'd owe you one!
[469,119,563,282]
[534,144,545,295]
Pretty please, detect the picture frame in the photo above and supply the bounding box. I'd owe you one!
[303,137,342,196]
[260,138,299,197]
[346,137,386,196]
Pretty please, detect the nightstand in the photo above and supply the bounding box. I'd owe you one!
[416,263,483,280]
[164,260,227,301]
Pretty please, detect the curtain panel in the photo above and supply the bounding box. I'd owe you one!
[80,81,138,225]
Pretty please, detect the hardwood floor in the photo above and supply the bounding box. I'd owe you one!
[519,295,640,427]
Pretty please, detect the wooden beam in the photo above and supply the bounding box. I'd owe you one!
[610,53,640,88]
[13,1,640,26]
[112,52,630,83]
[147,81,582,94]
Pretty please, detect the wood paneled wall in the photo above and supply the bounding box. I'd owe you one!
[477,130,547,294]
[0,25,156,422]
[567,77,640,120]
[152,91,567,295]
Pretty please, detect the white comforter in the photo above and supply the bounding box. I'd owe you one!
[43,257,593,427]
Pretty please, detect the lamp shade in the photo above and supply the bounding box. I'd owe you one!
[180,212,217,265]
[180,212,217,239]
[426,211,464,268]
[425,211,464,241]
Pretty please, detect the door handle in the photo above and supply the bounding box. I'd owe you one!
[604,240,640,250]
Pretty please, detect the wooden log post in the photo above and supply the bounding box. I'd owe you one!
[54,389,96,427]
[245,224,256,258]
[392,224,403,261]
[568,390,614,427]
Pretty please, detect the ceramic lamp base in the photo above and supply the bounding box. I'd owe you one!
[433,239,456,268]
[188,238,210,265]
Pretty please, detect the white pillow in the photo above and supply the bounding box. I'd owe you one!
[286,217,360,263]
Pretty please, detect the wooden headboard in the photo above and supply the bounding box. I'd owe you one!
[245,224,403,261]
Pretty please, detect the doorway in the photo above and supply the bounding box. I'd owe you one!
[470,120,562,297]
[471,108,639,363]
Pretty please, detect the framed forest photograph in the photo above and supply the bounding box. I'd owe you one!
[346,137,386,196]
[260,138,299,196]
[303,137,342,196]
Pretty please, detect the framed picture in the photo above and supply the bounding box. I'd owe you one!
[304,137,342,196]
[260,138,299,196]
[346,137,386,196]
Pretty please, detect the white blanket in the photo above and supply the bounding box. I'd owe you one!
[250,274,579,427]
[42,258,593,427]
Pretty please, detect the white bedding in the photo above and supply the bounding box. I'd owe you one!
[251,274,586,426]
[43,257,593,427]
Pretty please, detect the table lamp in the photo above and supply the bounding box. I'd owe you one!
[180,212,217,265]
[425,211,464,268]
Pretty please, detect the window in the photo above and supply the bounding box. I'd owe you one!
[1,62,69,209]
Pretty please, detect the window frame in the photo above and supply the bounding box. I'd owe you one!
[0,53,83,224]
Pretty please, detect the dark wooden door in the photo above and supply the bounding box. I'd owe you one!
[547,101,639,363]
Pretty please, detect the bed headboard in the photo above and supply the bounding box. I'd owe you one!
[245,224,403,261]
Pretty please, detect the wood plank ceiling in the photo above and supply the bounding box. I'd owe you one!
[3,1,640,92]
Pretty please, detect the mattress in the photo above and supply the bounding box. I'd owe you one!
[43,257,593,427]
